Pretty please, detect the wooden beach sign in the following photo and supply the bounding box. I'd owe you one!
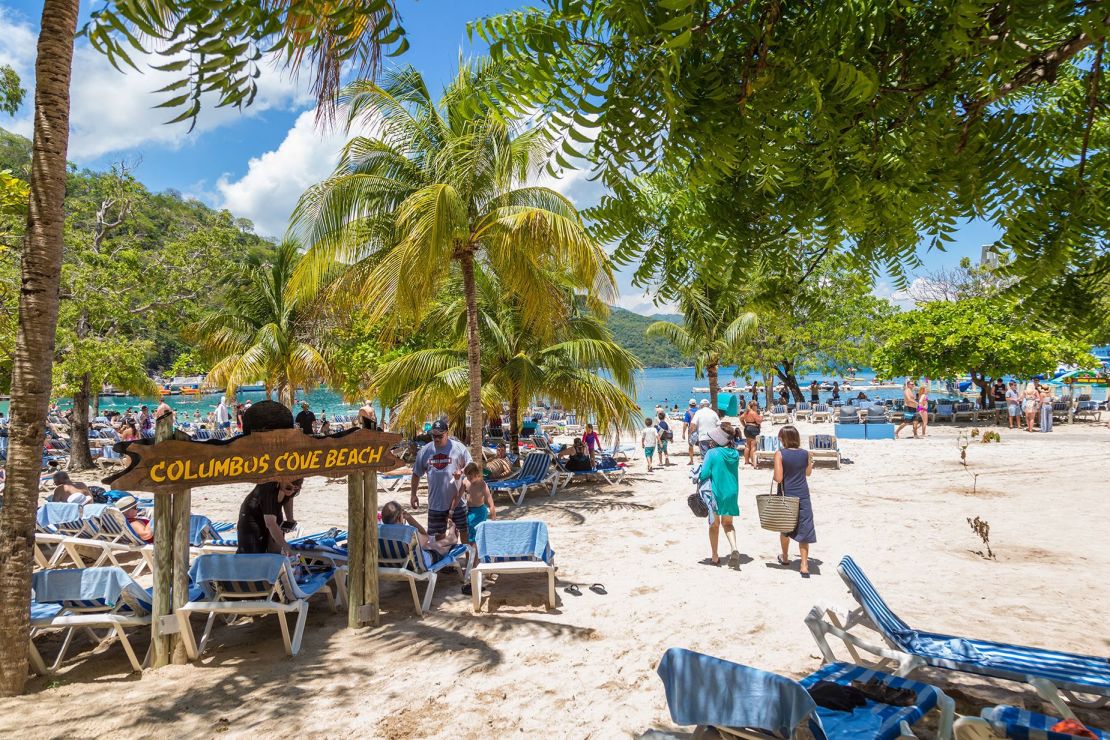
[104,427,404,492]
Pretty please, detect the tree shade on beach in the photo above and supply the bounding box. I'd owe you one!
[290,62,612,459]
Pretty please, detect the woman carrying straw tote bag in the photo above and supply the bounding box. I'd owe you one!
[771,425,816,578]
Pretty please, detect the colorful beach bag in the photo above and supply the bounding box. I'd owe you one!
[756,481,799,533]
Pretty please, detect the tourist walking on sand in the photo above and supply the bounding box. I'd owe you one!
[1022,381,1039,432]
[772,425,816,578]
[1038,383,1054,433]
[916,381,930,437]
[739,400,762,468]
[656,411,671,466]
[411,420,473,544]
[640,417,659,473]
[691,398,720,456]
[1005,380,1020,429]
[895,379,920,439]
[682,399,697,466]
[699,426,741,568]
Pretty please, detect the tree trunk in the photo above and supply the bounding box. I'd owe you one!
[775,360,805,402]
[68,373,94,470]
[707,362,719,413]
[763,369,774,409]
[459,250,484,460]
[508,389,521,456]
[91,389,100,420]
[970,369,990,408]
[0,0,80,697]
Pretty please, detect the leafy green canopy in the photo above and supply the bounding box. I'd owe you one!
[872,298,1095,380]
[473,1,1108,315]
[0,65,24,116]
[84,0,408,128]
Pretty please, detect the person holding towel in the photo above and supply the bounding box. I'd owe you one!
[699,426,741,568]
[772,425,816,578]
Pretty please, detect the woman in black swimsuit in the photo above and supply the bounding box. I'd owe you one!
[739,400,763,468]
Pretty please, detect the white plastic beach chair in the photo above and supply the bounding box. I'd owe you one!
[807,434,841,469]
[812,403,831,423]
[794,402,812,421]
[770,405,790,424]
[62,506,154,576]
[29,566,157,674]
[34,503,85,570]
[754,435,779,469]
[177,553,338,658]
[470,520,556,613]
[806,556,1110,720]
[374,524,470,615]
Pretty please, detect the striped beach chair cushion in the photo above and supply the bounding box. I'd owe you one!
[475,520,554,564]
[810,435,836,450]
[800,662,941,739]
[982,705,1109,740]
[839,556,916,641]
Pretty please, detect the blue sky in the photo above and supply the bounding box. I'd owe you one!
[0,0,999,313]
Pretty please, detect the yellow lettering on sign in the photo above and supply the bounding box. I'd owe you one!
[365,446,382,464]
[150,461,167,483]
[308,450,321,469]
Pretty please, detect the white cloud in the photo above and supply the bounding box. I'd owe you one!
[873,279,919,310]
[611,291,677,316]
[215,109,348,237]
[0,8,313,160]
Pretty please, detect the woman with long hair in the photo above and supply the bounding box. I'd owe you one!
[773,425,816,578]
[1022,382,1039,432]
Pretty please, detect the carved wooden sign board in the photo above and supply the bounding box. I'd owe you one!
[104,428,405,493]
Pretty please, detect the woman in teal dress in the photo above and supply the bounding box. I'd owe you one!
[699,426,741,568]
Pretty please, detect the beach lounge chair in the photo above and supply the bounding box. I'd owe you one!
[1074,400,1102,423]
[806,556,1110,719]
[934,403,955,423]
[1050,401,1071,424]
[954,704,1109,739]
[656,647,954,740]
[63,506,154,576]
[754,435,779,469]
[486,451,554,505]
[34,502,84,569]
[549,449,626,489]
[808,434,841,469]
[794,402,812,421]
[470,520,556,613]
[177,553,338,658]
[29,566,159,674]
[770,404,790,424]
[812,403,831,423]
[952,402,975,422]
[375,523,470,615]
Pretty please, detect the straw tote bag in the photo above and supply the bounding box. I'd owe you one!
[756,479,799,533]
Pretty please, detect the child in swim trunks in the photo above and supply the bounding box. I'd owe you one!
[452,462,496,532]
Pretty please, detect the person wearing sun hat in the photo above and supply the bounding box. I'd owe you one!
[699,426,741,568]
[115,493,154,543]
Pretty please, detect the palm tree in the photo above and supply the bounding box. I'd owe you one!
[290,63,611,459]
[196,241,332,409]
[370,271,640,454]
[0,2,405,694]
[646,284,756,412]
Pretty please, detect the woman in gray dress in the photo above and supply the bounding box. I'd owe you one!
[772,425,816,578]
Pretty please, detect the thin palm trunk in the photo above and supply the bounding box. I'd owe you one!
[508,389,521,455]
[0,0,80,697]
[459,249,484,459]
[707,362,719,414]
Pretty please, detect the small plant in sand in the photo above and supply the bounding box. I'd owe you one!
[981,430,1001,444]
[956,431,969,465]
[967,516,996,560]
[970,427,980,438]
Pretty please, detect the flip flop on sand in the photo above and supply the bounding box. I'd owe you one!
[589,583,607,595]
[776,555,790,566]
[563,584,582,596]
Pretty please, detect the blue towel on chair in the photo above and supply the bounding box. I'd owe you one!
[33,567,149,610]
[190,553,285,588]
[474,520,553,564]
[37,502,81,529]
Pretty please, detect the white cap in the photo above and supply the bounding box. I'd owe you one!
[700,398,710,406]
[688,398,696,406]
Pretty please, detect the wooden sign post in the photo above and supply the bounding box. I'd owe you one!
[104,426,404,663]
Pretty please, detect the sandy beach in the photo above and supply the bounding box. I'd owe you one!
[6,420,1110,738]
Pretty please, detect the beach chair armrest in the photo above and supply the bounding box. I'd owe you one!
[805,605,923,676]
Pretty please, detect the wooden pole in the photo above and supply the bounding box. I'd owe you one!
[150,412,175,668]
[346,471,365,629]
[170,487,191,664]
[362,470,379,626]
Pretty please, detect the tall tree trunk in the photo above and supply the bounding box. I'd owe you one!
[707,362,719,413]
[508,388,520,456]
[459,250,484,460]
[68,373,94,470]
[775,359,805,402]
[91,388,100,420]
[764,369,774,409]
[0,0,80,697]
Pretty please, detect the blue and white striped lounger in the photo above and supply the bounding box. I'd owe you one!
[34,503,84,569]
[954,704,1109,740]
[373,523,469,615]
[486,451,554,505]
[29,566,163,674]
[807,556,1110,719]
[657,647,954,740]
[177,553,338,658]
[62,506,154,576]
[469,520,555,612]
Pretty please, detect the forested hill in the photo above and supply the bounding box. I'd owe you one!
[606,306,688,367]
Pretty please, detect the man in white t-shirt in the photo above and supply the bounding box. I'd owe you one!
[215,399,230,429]
[691,398,720,455]
[640,417,659,472]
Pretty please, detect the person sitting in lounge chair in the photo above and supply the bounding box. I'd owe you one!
[381,500,459,557]
[115,493,153,543]
[484,443,514,480]
[49,472,92,505]
[557,438,594,471]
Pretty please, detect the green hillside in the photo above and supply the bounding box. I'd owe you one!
[606,306,688,367]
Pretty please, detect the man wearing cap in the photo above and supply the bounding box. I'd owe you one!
[411,420,473,544]
[115,494,154,543]
[295,401,316,435]
[691,398,721,456]
[682,399,698,466]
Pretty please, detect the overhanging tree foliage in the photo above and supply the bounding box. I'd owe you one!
[872,298,1095,388]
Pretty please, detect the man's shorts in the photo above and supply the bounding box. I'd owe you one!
[644,446,655,459]
[427,505,468,542]
[659,439,669,453]
[1008,403,1021,417]
[902,411,918,423]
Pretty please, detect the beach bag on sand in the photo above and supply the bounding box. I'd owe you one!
[756,480,799,532]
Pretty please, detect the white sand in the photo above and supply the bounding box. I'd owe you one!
[4,420,1110,738]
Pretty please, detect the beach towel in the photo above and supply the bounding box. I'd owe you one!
[33,567,150,610]
[37,502,81,529]
[474,520,553,564]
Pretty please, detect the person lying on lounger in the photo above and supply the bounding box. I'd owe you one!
[381,500,459,557]
[115,493,153,542]
[49,471,93,505]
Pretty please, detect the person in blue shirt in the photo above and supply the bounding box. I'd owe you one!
[682,398,697,466]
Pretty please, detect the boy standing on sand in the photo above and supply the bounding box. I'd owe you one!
[640,417,659,473]
[452,462,496,534]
